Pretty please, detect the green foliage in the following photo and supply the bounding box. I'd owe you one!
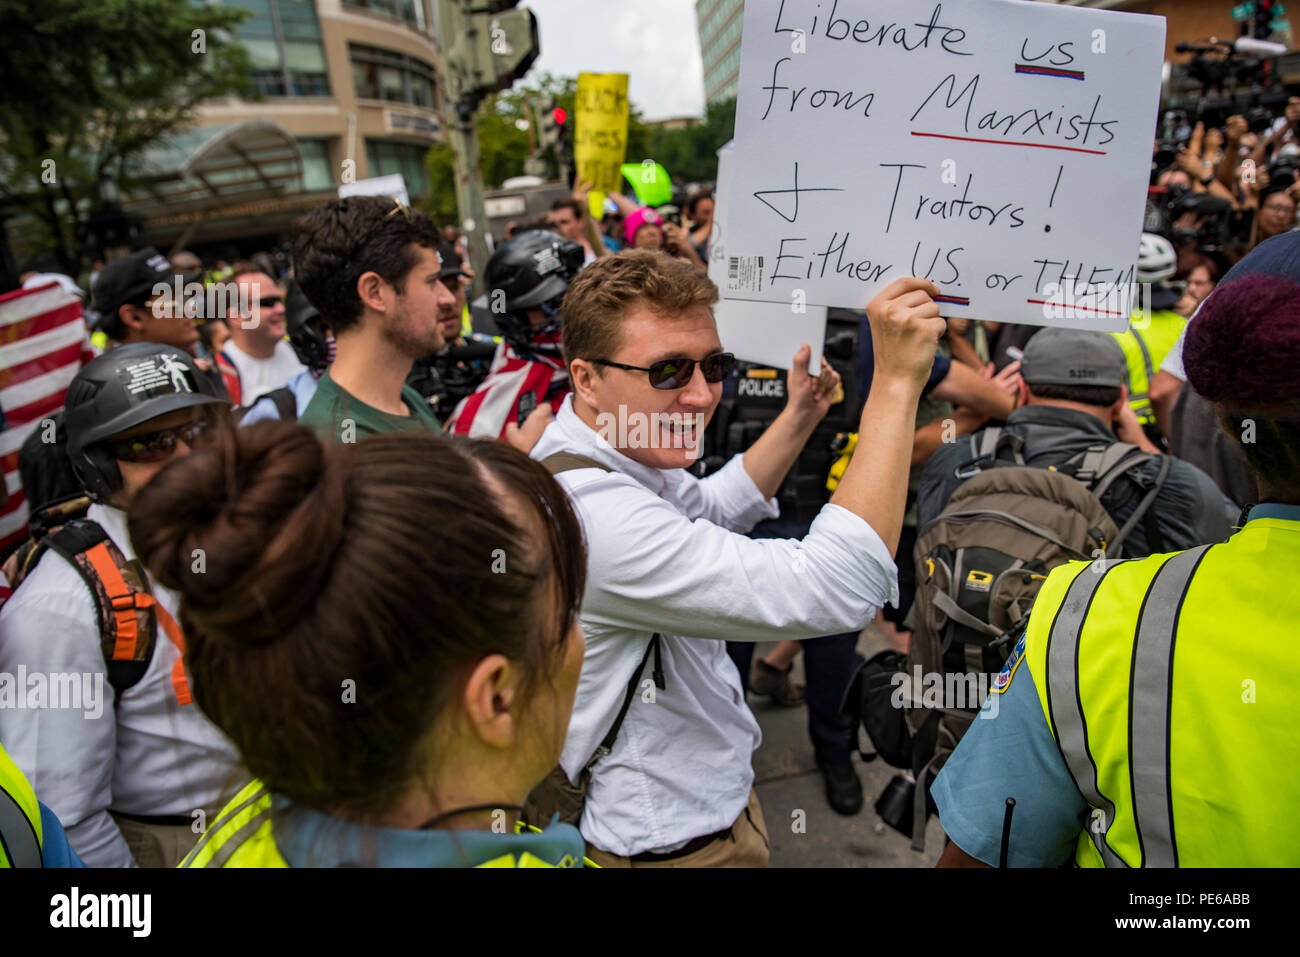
[643,96,737,185]
[0,0,252,273]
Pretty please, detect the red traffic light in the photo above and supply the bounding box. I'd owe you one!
[552,107,567,125]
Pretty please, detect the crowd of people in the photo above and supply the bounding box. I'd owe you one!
[0,93,1298,870]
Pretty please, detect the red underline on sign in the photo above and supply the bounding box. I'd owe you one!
[934,295,970,306]
[1015,64,1086,80]
[1026,298,1129,317]
[911,131,1108,156]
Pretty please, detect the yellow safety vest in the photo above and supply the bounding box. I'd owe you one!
[1022,514,1300,866]
[1111,310,1186,426]
[180,780,593,868]
[0,742,43,868]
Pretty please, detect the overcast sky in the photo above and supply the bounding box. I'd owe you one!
[521,0,707,121]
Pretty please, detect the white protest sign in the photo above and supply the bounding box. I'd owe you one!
[725,0,1166,332]
[339,173,410,207]
[710,141,827,369]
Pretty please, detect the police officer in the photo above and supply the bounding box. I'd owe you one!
[0,343,245,867]
[932,231,1300,867]
[1112,233,1187,445]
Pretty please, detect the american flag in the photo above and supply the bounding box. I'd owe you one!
[0,281,95,553]
[449,339,569,440]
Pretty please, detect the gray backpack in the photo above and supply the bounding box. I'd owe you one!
[900,430,1171,849]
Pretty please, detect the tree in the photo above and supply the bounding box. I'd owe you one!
[0,0,252,275]
[645,96,736,185]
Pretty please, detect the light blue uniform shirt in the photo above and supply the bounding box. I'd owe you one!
[933,503,1300,866]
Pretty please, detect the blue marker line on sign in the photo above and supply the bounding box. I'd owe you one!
[1014,64,1086,81]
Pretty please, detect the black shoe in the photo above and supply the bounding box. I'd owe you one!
[819,760,864,816]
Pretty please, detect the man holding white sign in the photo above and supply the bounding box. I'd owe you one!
[724,0,1165,330]
[532,250,946,865]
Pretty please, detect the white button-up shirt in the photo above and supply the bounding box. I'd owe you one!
[0,504,245,867]
[532,397,899,857]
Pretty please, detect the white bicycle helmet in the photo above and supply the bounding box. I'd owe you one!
[1137,232,1177,284]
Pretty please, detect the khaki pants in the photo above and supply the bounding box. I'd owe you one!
[111,813,203,868]
[587,788,770,868]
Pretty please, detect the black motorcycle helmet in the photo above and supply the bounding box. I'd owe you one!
[64,342,229,501]
[485,230,584,358]
[283,276,332,375]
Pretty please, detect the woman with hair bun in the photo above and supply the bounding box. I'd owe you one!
[128,422,592,867]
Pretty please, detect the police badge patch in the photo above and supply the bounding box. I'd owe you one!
[990,626,1028,695]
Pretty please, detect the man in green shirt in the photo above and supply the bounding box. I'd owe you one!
[292,195,456,441]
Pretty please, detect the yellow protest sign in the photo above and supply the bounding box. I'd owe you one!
[575,72,629,218]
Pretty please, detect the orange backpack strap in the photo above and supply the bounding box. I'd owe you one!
[36,519,188,703]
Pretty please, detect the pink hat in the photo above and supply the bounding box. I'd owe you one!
[625,207,663,244]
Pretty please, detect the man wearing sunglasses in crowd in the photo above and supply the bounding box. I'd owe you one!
[214,260,306,407]
[0,343,245,867]
[530,249,947,867]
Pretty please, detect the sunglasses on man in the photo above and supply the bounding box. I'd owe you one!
[590,352,735,390]
[109,418,210,463]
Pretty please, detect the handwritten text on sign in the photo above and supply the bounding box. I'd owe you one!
[575,72,630,217]
[725,0,1166,331]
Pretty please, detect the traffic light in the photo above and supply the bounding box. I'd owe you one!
[442,1,540,104]
[1257,0,1274,38]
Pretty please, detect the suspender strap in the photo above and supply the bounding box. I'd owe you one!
[540,452,612,475]
[1043,560,1128,868]
[1128,544,1213,867]
[598,634,662,756]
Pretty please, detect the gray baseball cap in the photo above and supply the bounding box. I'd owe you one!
[1021,328,1128,390]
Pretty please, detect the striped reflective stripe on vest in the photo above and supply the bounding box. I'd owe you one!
[180,783,269,868]
[0,786,41,868]
[1044,559,1128,868]
[1128,544,1214,867]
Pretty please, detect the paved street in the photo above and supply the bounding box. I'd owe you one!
[751,628,945,868]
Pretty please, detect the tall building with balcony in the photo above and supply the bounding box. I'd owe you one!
[128,0,448,257]
[697,0,744,106]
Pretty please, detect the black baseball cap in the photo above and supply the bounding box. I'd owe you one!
[92,247,177,318]
[437,241,470,282]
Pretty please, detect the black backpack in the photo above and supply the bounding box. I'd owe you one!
[844,430,1171,851]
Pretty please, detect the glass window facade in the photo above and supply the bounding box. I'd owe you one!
[297,139,335,191]
[350,44,437,108]
[365,140,431,199]
[344,0,426,31]
[228,0,330,97]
